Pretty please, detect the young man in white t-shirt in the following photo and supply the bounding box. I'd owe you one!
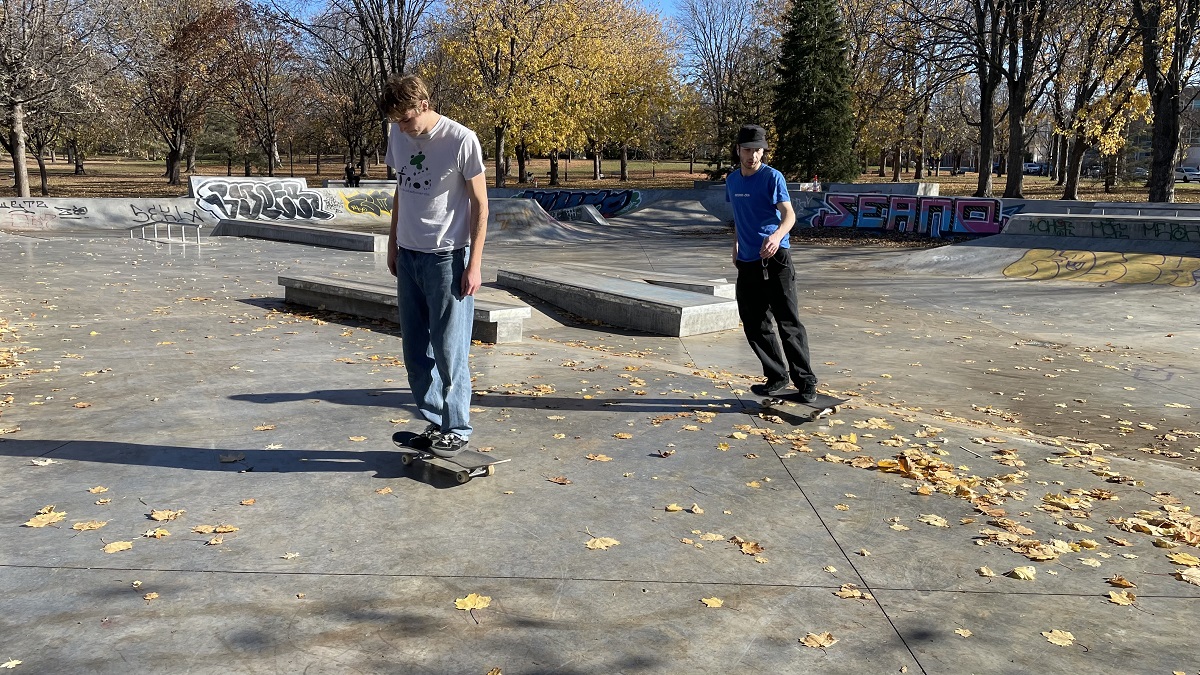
[381,75,488,457]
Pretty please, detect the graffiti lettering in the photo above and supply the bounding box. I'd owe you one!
[1026,218,1075,237]
[1003,249,1200,287]
[194,179,332,221]
[54,206,88,219]
[803,194,1019,237]
[519,189,641,217]
[130,204,204,224]
[1139,221,1200,242]
[341,190,394,217]
[0,200,48,215]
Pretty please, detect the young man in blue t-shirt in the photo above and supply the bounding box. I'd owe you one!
[726,124,817,401]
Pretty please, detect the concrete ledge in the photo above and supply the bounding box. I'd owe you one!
[213,220,388,252]
[556,262,735,298]
[496,266,738,337]
[277,275,532,343]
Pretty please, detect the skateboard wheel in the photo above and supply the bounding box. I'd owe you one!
[400,453,413,466]
[831,405,841,414]
[454,470,471,484]
[485,464,496,477]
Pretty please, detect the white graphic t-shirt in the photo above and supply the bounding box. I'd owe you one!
[384,115,486,252]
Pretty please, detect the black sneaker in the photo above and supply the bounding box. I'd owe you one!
[430,432,468,458]
[411,423,442,449]
[798,378,818,403]
[750,380,789,396]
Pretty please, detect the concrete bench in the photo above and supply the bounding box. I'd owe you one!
[496,266,738,337]
[278,275,532,343]
[555,262,735,298]
[213,220,388,252]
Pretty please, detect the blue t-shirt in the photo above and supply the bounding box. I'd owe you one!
[726,164,790,262]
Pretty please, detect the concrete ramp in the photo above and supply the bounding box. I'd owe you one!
[487,199,600,243]
[550,204,610,227]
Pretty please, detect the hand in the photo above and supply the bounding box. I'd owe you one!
[760,236,780,259]
[387,247,397,276]
[461,265,481,296]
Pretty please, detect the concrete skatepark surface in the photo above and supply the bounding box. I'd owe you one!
[2,212,1199,673]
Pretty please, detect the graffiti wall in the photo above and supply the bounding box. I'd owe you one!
[193,178,333,221]
[338,189,393,217]
[0,198,213,231]
[518,189,641,218]
[799,193,1023,237]
[1003,249,1200,287]
[1014,215,1200,243]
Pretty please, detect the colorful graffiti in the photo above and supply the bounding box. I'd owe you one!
[340,189,393,217]
[801,193,1022,237]
[1020,216,1200,242]
[195,178,333,221]
[1003,249,1200,287]
[519,189,641,218]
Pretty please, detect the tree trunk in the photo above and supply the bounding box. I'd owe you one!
[316,149,322,176]
[1062,132,1086,200]
[516,143,527,184]
[891,144,901,182]
[244,155,252,177]
[549,151,560,186]
[187,143,197,173]
[227,155,233,176]
[689,150,695,174]
[593,142,602,180]
[620,144,629,181]
[266,136,277,177]
[70,138,85,175]
[288,140,294,177]
[8,101,31,198]
[1003,79,1028,198]
[494,126,506,188]
[878,148,886,177]
[165,131,184,186]
[976,80,998,197]
[36,151,49,196]
[1145,87,1179,203]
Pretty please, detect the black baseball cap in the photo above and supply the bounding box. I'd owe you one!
[736,124,768,149]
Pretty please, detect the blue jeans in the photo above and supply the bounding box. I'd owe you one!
[395,247,474,438]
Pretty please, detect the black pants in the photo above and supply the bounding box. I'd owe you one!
[735,249,814,386]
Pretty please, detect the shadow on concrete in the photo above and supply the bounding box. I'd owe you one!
[0,439,469,489]
[228,389,748,415]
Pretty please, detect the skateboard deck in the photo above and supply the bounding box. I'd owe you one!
[760,392,848,422]
[392,431,509,483]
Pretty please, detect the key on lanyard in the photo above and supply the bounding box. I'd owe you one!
[761,261,769,280]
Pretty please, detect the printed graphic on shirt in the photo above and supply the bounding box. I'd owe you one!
[397,152,432,193]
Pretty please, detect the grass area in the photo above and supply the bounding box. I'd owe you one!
[3,154,1199,203]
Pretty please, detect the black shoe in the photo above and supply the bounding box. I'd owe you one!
[798,378,818,403]
[411,423,441,449]
[430,432,468,458]
[750,380,789,396]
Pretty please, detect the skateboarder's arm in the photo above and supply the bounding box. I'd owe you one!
[387,187,400,276]
[462,172,489,296]
[760,200,795,259]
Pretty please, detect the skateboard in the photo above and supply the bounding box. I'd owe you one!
[392,431,509,483]
[760,392,848,422]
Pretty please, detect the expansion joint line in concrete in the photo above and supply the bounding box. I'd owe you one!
[1,564,1193,602]
[747,403,930,675]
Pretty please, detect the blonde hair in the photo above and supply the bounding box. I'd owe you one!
[381,74,431,116]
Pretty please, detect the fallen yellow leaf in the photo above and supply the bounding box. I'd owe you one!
[348,436,367,442]
[87,486,108,494]
[143,592,159,602]
[1006,566,1036,580]
[1107,590,1135,606]
[103,541,133,553]
[454,593,492,610]
[586,453,612,462]
[72,520,107,531]
[954,628,972,638]
[149,509,184,521]
[800,632,838,649]
[1041,629,1075,646]
[585,537,620,550]
[700,597,723,608]
[1167,552,1200,567]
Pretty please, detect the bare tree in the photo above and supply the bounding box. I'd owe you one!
[0,0,108,197]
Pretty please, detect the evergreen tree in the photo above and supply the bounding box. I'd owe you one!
[772,0,857,182]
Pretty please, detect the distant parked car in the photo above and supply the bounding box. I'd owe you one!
[1132,167,1149,178]
[1022,162,1043,174]
[1175,166,1200,182]
[1084,165,1103,178]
